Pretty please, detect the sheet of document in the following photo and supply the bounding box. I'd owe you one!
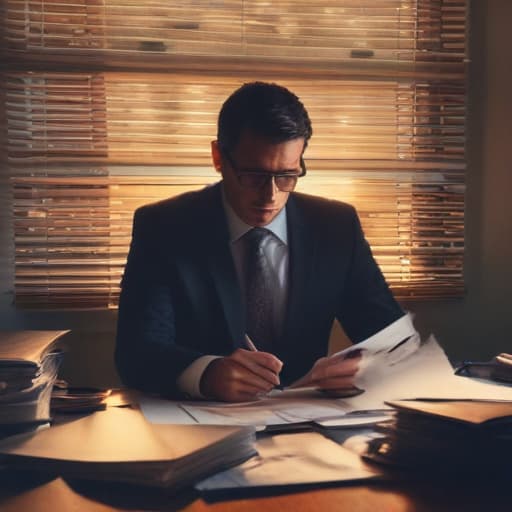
[181,394,349,427]
[338,334,512,411]
[195,431,381,492]
[335,313,419,361]
[139,391,392,429]
[138,395,198,424]
[140,390,354,427]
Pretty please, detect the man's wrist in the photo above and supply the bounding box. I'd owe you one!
[198,358,224,399]
[176,355,221,399]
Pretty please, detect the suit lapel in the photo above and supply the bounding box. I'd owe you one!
[279,194,316,351]
[201,185,245,349]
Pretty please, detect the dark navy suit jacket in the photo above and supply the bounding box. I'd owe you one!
[115,182,403,395]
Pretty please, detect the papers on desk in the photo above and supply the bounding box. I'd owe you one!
[196,431,382,494]
[339,334,512,412]
[140,390,392,431]
[334,312,420,365]
[0,408,256,489]
[0,330,68,438]
[140,320,512,430]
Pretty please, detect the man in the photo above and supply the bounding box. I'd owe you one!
[115,82,407,402]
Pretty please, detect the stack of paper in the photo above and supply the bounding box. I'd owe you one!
[364,399,512,475]
[0,331,68,438]
[0,408,256,489]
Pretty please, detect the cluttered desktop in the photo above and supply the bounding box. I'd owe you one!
[1,327,512,512]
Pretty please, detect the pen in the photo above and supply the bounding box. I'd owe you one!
[244,334,258,352]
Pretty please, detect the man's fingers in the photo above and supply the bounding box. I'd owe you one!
[231,349,282,386]
[222,357,276,391]
[200,357,276,402]
[288,349,363,391]
[310,357,360,382]
[320,349,362,366]
[235,348,284,372]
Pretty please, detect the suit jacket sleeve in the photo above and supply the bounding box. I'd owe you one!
[115,205,205,397]
[335,205,404,343]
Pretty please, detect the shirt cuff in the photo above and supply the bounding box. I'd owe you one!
[176,355,221,399]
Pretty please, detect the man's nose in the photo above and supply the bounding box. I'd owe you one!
[261,176,278,201]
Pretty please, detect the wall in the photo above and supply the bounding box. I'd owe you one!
[0,1,510,386]
[407,0,512,361]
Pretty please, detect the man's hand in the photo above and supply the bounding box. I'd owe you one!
[200,349,283,402]
[289,349,363,397]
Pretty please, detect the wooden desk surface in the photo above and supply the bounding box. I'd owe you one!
[0,471,509,512]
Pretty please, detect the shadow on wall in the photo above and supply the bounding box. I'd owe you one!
[53,314,352,389]
[58,329,122,389]
[0,302,121,389]
[59,317,352,388]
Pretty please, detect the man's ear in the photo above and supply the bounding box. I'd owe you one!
[211,140,223,175]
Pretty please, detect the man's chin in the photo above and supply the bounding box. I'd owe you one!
[248,208,278,226]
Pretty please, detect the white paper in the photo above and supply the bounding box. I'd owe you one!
[338,334,512,411]
[138,396,197,424]
[181,394,350,427]
[335,313,418,358]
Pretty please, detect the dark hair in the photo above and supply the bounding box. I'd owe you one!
[217,82,312,153]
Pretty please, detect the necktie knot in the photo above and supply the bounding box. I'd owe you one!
[244,227,272,253]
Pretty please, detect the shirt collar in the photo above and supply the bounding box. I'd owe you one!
[221,184,288,245]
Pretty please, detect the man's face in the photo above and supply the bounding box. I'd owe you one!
[212,132,305,227]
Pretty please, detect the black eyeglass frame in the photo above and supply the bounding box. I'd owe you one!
[221,150,307,192]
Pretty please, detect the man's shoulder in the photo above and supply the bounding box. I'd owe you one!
[290,191,357,218]
[287,192,361,242]
[135,183,220,221]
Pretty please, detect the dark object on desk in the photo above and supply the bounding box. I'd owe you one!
[455,352,512,384]
[51,381,111,413]
[0,407,256,490]
[320,386,365,398]
[0,330,68,438]
[51,384,136,415]
[364,399,512,475]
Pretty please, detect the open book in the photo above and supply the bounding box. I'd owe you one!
[0,407,256,489]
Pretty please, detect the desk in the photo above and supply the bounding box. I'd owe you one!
[1,403,509,512]
[1,465,510,512]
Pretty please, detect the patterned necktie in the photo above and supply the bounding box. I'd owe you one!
[244,227,276,352]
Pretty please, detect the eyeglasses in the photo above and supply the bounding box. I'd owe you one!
[222,151,307,192]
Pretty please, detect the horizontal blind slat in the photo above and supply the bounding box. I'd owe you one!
[1,0,468,307]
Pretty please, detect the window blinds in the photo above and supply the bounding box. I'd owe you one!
[1,0,467,308]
